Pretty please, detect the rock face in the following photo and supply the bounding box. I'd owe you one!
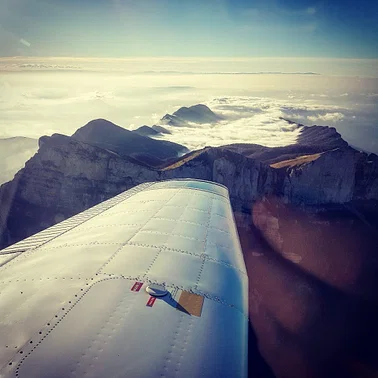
[0,122,377,250]
[298,125,349,149]
[0,134,160,248]
[162,148,276,211]
[274,148,358,204]
[161,104,223,126]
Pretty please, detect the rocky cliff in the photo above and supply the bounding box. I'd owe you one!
[0,123,377,249]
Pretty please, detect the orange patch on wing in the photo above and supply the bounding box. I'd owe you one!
[177,291,204,317]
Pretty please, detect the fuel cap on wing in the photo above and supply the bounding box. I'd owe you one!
[146,283,168,297]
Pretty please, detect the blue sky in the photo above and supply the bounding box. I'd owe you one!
[0,0,377,58]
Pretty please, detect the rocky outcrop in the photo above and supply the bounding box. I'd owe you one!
[298,125,349,149]
[273,148,359,204]
[162,148,276,211]
[0,134,160,248]
[0,124,377,250]
[222,125,348,165]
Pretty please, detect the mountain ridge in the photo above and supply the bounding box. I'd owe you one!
[72,118,188,168]
[0,118,377,250]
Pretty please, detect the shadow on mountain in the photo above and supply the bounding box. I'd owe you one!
[72,119,188,168]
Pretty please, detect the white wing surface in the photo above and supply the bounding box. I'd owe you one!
[0,179,248,378]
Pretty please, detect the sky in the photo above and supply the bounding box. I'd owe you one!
[0,0,377,58]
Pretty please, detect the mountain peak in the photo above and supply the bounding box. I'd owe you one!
[132,125,160,137]
[1,123,377,251]
[160,104,222,126]
[72,119,130,141]
[71,118,188,168]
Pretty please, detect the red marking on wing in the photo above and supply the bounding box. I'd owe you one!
[131,282,143,292]
[146,296,157,307]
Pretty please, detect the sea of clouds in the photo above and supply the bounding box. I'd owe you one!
[1,57,377,154]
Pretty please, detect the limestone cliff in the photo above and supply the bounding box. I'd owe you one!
[0,134,159,248]
[0,125,377,249]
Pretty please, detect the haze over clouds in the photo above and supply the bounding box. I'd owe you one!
[1,58,377,154]
[1,56,378,77]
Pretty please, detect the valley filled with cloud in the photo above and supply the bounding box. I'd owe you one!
[1,57,377,154]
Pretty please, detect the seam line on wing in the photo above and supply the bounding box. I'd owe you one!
[194,197,213,290]
[162,311,186,376]
[149,217,236,235]
[123,241,247,275]
[141,189,192,277]
[95,189,179,275]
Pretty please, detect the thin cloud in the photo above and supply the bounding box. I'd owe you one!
[20,38,31,47]
[308,112,345,122]
[306,7,317,15]
[157,97,349,150]
[0,59,377,154]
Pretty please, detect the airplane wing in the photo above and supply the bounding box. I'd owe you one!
[0,179,248,378]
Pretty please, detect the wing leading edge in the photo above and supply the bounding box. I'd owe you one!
[0,179,248,378]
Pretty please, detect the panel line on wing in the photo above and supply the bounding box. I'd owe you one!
[122,241,247,274]
[95,188,180,276]
[161,311,186,376]
[142,248,164,278]
[139,188,193,278]
[0,181,249,377]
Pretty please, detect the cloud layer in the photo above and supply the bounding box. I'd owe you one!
[1,59,377,154]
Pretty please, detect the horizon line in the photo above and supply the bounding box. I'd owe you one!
[1,56,378,61]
